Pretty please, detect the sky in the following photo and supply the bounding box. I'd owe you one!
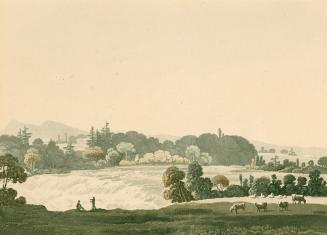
[1,0,327,147]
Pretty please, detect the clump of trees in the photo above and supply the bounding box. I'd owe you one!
[247,170,327,197]
[0,154,27,206]
[254,154,327,174]
[186,161,213,199]
[85,127,257,166]
[162,166,193,203]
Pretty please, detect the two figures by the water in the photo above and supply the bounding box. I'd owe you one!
[76,196,96,212]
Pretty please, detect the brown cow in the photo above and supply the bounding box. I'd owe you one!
[254,202,267,212]
[278,201,289,211]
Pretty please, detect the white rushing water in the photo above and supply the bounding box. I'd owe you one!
[11,165,327,211]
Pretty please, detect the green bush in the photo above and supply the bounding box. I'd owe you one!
[15,196,26,205]
[0,188,18,206]
[223,185,247,197]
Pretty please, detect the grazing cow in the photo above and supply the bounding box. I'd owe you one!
[278,201,289,211]
[254,202,267,212]
[230,203,246,214]
[292,194,306,204]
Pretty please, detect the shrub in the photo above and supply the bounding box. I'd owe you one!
[0,188,18,206]
[15,196,26,205]
[223,185,247,197]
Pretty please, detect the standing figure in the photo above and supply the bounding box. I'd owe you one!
[90,196,96,211]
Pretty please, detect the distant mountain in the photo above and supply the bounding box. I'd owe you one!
[251,140,327,157]
[1,120,88,141]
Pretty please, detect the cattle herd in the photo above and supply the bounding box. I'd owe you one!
[229,194,306,214]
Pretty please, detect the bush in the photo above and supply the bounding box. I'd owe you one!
[15,196,26,205]
[223,185,247,197]
[0,188,18,206]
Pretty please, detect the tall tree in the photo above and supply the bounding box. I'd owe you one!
[100,122,112,152]
[17,126,32,154]
[87,126,96,147]
[308,170,326,196]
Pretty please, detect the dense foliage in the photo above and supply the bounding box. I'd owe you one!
[162,166,193,203]
[86,128,257,166]
[186,161,213,199]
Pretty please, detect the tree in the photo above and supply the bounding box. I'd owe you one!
[268,174,282,195]
[296,176,308,195]
[283,174,297,195]
[99,122,112,152]
[185,145,200,162]
[84,147,104,162]
[46,140,65,168]
[242,178,250,194]
[239,174,243,186]
[308,170,326,196]
[116,142,135,161]
[249,175,254,188]
[24,148,42,171]
[32,138,44,149]
[106,148,122,166]
[17,126,32,154]
[249,177,270,196]
[87,126,96,147]
[318,157,327,168]
[211,175,229,191]
[0,154,27,189]
[162,166,193,203]
[186,161,213,199]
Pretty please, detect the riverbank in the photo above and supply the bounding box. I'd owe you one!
[1,202,327,234]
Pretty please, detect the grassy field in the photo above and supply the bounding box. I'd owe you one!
[1,202,327,235]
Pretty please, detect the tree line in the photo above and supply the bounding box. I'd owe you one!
[85,125,257,166]
[162,161,327,203]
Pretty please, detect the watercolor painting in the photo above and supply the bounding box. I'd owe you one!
[1,1,327,234]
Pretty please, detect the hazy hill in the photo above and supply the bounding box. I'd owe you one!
[1,120,87,141]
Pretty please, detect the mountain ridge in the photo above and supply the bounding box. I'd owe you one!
[1,120,87,140]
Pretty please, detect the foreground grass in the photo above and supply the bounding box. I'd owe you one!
[1,202,327,235]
